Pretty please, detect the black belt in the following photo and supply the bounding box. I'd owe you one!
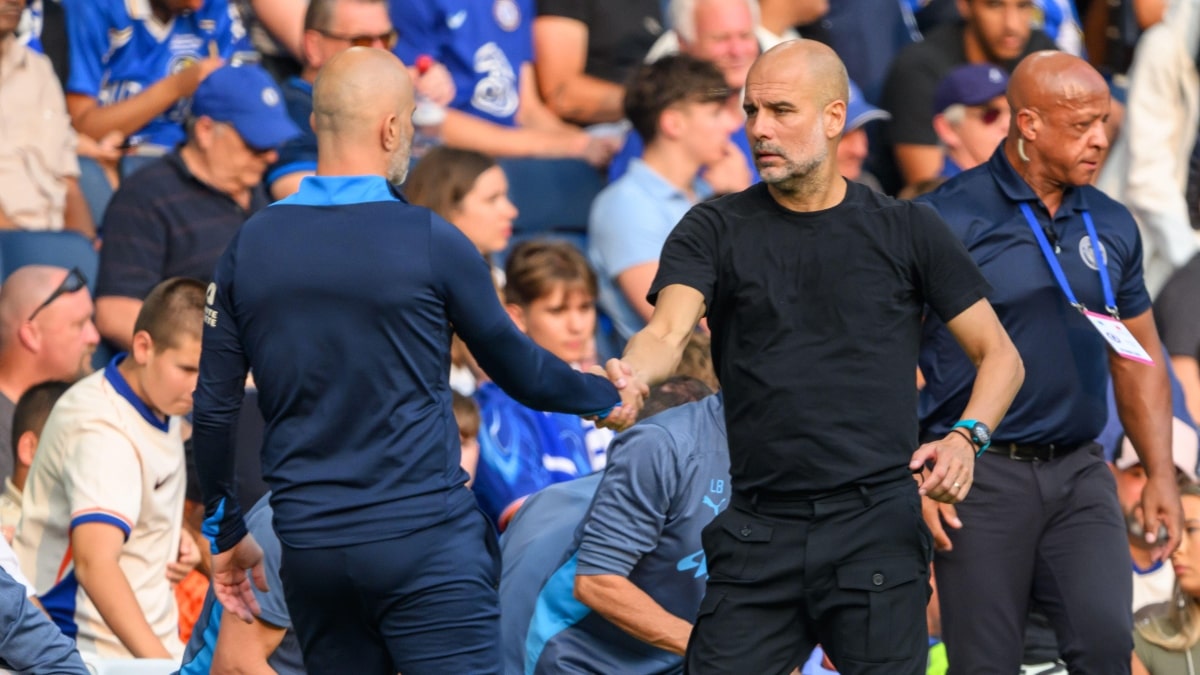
[984,441,1086,462]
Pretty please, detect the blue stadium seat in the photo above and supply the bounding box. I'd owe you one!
[0,230,99,293]
[498,158,605,238]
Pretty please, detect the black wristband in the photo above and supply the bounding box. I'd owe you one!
[949,427,976,448]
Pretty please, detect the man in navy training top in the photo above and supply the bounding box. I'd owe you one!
[604,39,1024,674]
[918,52,1183,674]
[192,47,642,675]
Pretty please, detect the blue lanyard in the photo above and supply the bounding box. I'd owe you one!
[1018,202,1119,318]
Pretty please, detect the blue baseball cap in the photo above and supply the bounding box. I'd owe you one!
[191,64,301,151]
[933,64,1009,115]
[846,79,890,132]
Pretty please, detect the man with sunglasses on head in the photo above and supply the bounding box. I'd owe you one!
[94,63,300,352]
[0,265,99,485]
[266,0,456,200]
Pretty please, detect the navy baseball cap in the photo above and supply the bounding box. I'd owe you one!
[191,64,301,151]
[846,79,890,132]
[933,64,1009,115]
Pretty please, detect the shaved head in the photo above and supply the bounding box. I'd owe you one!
[0,266,71,343]
[743,40,850,206]
[752,39,849,112]
[312,47,416,182]
[1004,50,1110,196]
[1007,51,1108,119]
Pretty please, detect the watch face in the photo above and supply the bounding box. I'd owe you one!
[972,422,992,445]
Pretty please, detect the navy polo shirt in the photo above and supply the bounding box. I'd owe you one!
[917,147,1152,446]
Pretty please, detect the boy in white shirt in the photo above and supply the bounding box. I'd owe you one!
[15,278,205,659]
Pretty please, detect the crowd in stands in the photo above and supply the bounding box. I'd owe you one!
[0,0,1199,673]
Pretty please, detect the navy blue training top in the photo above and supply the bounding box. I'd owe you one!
[193,175,620,552]
[917,147,1152,446]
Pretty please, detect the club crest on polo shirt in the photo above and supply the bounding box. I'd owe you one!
[1079,235,1108,271]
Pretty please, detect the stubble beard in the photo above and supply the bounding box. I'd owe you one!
[387,136,413,185]
[759,145,828,195]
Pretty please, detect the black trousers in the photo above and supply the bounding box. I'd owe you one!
[684,477,932,675]
[278,505,502,675]
[936,444,1133,674]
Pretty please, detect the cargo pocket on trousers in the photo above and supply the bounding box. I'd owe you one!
[704,519,774,581]
[832,556,927,662]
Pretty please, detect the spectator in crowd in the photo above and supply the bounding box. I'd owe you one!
[532,0,664,125]
[474,240,614,529]
[614,0,760,189]
[0,265,99,484]
[882,0,1055,189]
[0,380,70,544]
[94,63,299,351]
[837,79,891,191]
[931,63,1011,178]
[499,376,715,675]
[177,492,303,675]
[266,0,456,199]
[1096,0,1200,296]
[245,0,307,62]
[15,278,205,659]
[1033,0,1085,55]
[16,0,67,84]
[756,0,828,50]
[0,566,88,674]
[405,146,518,263]
[589,54,735,341]
[918,51,1178,674]
[0,0,94,237]
[1132,482,1200,673]
[62,0,257,160]
[390,0,619,166]
[193,48,632,675]
[453,391,481,487]
[1156,253,1200,426]
[1110,414,1199,613]
[613,39,1020,673]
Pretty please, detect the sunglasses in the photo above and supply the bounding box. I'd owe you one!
[314,28,399,50]
[974,105,1004,126]
[29,267,87,321]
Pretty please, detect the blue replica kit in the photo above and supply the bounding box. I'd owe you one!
[473,382,610,526]
[63,0,255,149]
[390,0,533,126]
[501,394,730,675]
[192,175,619,553]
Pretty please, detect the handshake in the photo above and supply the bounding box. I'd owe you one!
[586,358,650,431]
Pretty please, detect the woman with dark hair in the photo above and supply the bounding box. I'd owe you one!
[1134,482,1200,674]
[405,147,518,259]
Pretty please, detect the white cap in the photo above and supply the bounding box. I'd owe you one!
[1114,416,1199,481]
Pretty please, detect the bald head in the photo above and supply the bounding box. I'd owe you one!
[1005,50,1111,194]
[752,40,849,111]
[313,47,414,136]
[0,266,72,341]
[1008,51,1107,117]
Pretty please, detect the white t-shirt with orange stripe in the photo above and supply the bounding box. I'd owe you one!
[14,358,185,659]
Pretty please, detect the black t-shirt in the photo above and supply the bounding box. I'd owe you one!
[1155,253,1200,361]
[649,181,990,494]
[536,0,662,84]
[881,21,1056,146]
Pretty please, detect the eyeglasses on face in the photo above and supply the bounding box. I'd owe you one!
[29,267,88,321]
[314,27,399,50]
